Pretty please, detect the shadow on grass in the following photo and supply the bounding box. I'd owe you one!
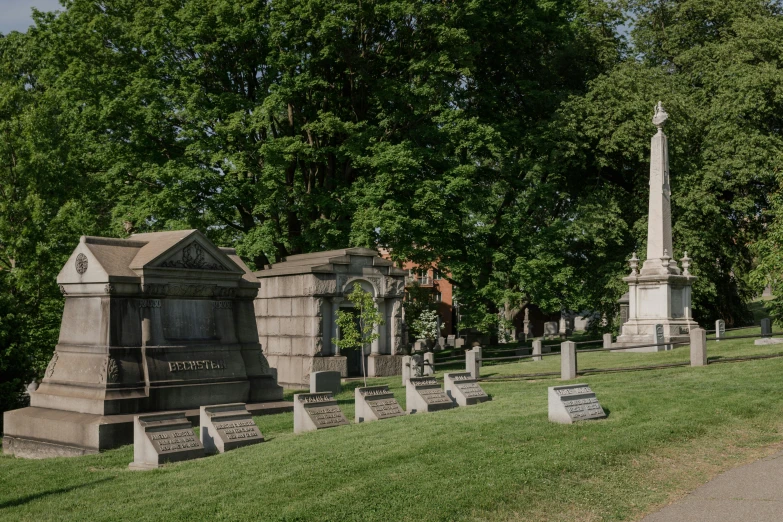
[0,476,115,510]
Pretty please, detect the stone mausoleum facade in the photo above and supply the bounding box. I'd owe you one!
[254,248,407,388]
[3,230,282,458]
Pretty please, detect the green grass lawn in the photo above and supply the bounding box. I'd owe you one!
[2,336,783,521]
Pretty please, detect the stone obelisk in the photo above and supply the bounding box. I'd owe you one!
[614,102,698,351]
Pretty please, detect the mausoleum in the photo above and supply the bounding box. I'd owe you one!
[254,248,407,387]
[3,230,283,458]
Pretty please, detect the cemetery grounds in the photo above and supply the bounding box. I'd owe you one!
[2,330,783,521]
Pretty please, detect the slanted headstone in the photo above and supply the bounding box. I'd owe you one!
[548,384,606,424]
[544,321,558,339]
[310,371,341,395]
[129,412,203,470]
[443,372,490,406]
[293,392,349,434]
[355,386,405,423]
[200,403,263,454]
[715,320,726,341]
[406,377,456,413]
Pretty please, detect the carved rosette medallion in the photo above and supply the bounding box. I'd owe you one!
[46,352,59,378]
[104,283,114,294]
[75,253,88,274]
[59,284,67,295]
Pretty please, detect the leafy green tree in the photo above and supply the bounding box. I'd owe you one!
[332,282,384,387]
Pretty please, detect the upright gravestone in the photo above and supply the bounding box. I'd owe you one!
[423,352,435,376]
[443,372,490,406]
[761,318,772,337]
[406,377,456,413]
[129,412,204,470]
[447,335,456,347]
[354,386,405,423]
[200,403,263,454]
[310,371,341,395]
[548,384,606,424]
[544,321,558,339]
[715,320,726,341]
[293,393,349,434]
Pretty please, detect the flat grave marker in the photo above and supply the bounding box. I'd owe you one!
[293,392,349,434]
[129,412,203,470]
[548,384,607,424]
[200,403,263,454]
[443,372,490,406]
[355,386,406,423]
[406,377,456,414]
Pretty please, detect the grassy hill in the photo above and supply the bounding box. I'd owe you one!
[2,335,783,521]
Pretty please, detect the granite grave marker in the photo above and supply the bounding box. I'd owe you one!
[354,385,405,423]
[129,412,203,470]
[200,403,263,454]
[405,377,456,414]
[548,384,606,424]
[443,372,490,406]
[293,392,349,434]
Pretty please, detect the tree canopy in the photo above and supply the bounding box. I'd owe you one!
[2,0,783,412]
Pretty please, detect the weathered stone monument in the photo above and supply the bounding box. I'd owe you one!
[354,385,405,423]
[3,230,283,458]
[254,248,407,388]
[443,372,490,406]
[200,403,263,454]
[293,392,349,434]
[128,412,204,470]
[405,377,456,413]
[548,384,606,424]
[615,102,698,350]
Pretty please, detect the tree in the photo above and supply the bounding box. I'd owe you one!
[332,282,384,387]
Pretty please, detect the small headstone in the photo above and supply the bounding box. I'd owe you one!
[200,403,263,454]
[293,392,349,434]
[310,370,341,395]
[129,412,204,470]
[355,386,405,423]
[414,340,426,352]
[544,321,558,339]
[715,320,726,341]
[405,377,456,413]
[437,336,446,350]
[447,335,456,347]
[401,355,412,385]
[454,338,465,348]
[761,318,772,337]
[548,384,606,424]
[443,372,490,406]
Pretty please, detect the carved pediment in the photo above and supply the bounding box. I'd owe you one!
[158,241,230,271]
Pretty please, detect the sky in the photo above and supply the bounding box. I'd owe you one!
[0,0,62,35]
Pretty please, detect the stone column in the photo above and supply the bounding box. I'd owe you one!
[331,297,343,355]
[466,349,479,379]
[372,298,385,355]
[690,327,707,366]
[561,341,576,380]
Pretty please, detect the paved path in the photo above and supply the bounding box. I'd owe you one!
[642,450,783,521]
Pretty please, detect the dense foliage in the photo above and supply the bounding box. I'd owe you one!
[2,0,782,412]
